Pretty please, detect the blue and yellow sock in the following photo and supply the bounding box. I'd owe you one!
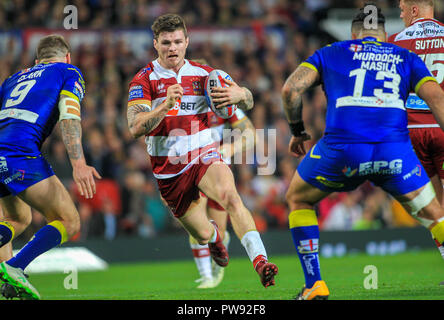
[0,221,15,248]
[7,220,68,271]
[289,209,322,288]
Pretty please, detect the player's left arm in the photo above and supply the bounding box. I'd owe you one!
[417,80,444,130]
[220,117,256,159]
[281,64,320,157]
[58,94,101,199]
[210,79,254,111]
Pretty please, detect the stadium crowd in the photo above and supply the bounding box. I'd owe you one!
[1,0,440,241]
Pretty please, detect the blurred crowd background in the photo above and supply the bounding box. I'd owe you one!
[1,0,441,242]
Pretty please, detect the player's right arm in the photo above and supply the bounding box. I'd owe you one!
[282,63,320,157]
[58,94,101,199]
[417,81,444,129]
[127,84,182,138]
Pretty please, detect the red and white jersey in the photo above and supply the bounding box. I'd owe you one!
[207,108,247,164]
[128,59,218,179]
[388,18,444,128]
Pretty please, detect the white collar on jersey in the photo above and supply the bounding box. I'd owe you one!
[153,58,190,80]
[410,17,438,26]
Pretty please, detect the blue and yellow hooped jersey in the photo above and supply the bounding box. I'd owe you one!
[0,62,85,156]
[303,36,436,144]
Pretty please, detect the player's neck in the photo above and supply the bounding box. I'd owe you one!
[359,33,384,42]
[411,9,434,25]
[157,58,186,74]
[37,58,66,65]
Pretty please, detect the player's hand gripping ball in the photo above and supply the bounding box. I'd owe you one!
[204,69,238,119]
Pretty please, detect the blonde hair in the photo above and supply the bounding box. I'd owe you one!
[36,34,70,61]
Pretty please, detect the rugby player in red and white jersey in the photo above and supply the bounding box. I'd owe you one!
[126,14,278,288]
[191,104,256,289]
[388,0,444,203]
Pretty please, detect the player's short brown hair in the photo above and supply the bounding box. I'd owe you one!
[36,34,70,61]
[402,0,434,7]
[351,3,386,33]
[151,14,188,40]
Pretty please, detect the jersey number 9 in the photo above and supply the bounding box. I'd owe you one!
[5,80,37,108]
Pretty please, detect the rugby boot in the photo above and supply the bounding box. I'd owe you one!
[0,262,40,300]
[195,276,217,289]
[208,220,229,267]
[211,230,230,287]
[255,258,278,288]
[295,280,329,300]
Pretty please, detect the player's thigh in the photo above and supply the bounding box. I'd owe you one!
[0,194,32,229]
[198,161,239,207]
[17,175,79,223]
[179,197,214,242]
[286,170,330,210]
[393,181,444,223]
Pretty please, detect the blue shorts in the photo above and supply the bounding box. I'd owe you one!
[297,138,430,197]
[0,154,54,197]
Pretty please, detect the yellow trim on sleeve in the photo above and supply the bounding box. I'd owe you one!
[48,220,69,244]
[60,90,80,102]
[128,99,151,107]
[289,209,318,229]
[300,62,318,72]
[415,76,438,94]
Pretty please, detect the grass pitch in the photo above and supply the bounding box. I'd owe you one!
[12,249,444,300]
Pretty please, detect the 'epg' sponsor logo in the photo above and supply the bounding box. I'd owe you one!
[359,159,402,176]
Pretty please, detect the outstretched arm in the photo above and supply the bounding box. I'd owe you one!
[58,95,101,199]
[281,64,320,157]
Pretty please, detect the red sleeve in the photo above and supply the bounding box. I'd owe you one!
[128,63,153,107]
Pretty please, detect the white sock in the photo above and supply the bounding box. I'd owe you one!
[240,230,267,262]
[190,243,212,279]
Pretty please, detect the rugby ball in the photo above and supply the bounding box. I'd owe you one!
[204,69,238,119]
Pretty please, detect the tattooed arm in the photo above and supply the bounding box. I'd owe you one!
[238,87,254,111]
[57,94,101,198]
[127,83,182,138]
[127,103,167,138]
[281,65,320,157]
[210,79,254,111]
[282,65,320,125]
[59,118,101,199]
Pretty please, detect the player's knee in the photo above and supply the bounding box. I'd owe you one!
[8,214,32,235]
[220,190,242,213]
[61,214,81,238]
[194,227,213,245]
[286,190,301,207]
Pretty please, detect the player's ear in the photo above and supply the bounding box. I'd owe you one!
[351,32,358,40]
[153,38,158,51]
[411,5,419,19]
[66,52,71,64]
[35,59,39,65]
